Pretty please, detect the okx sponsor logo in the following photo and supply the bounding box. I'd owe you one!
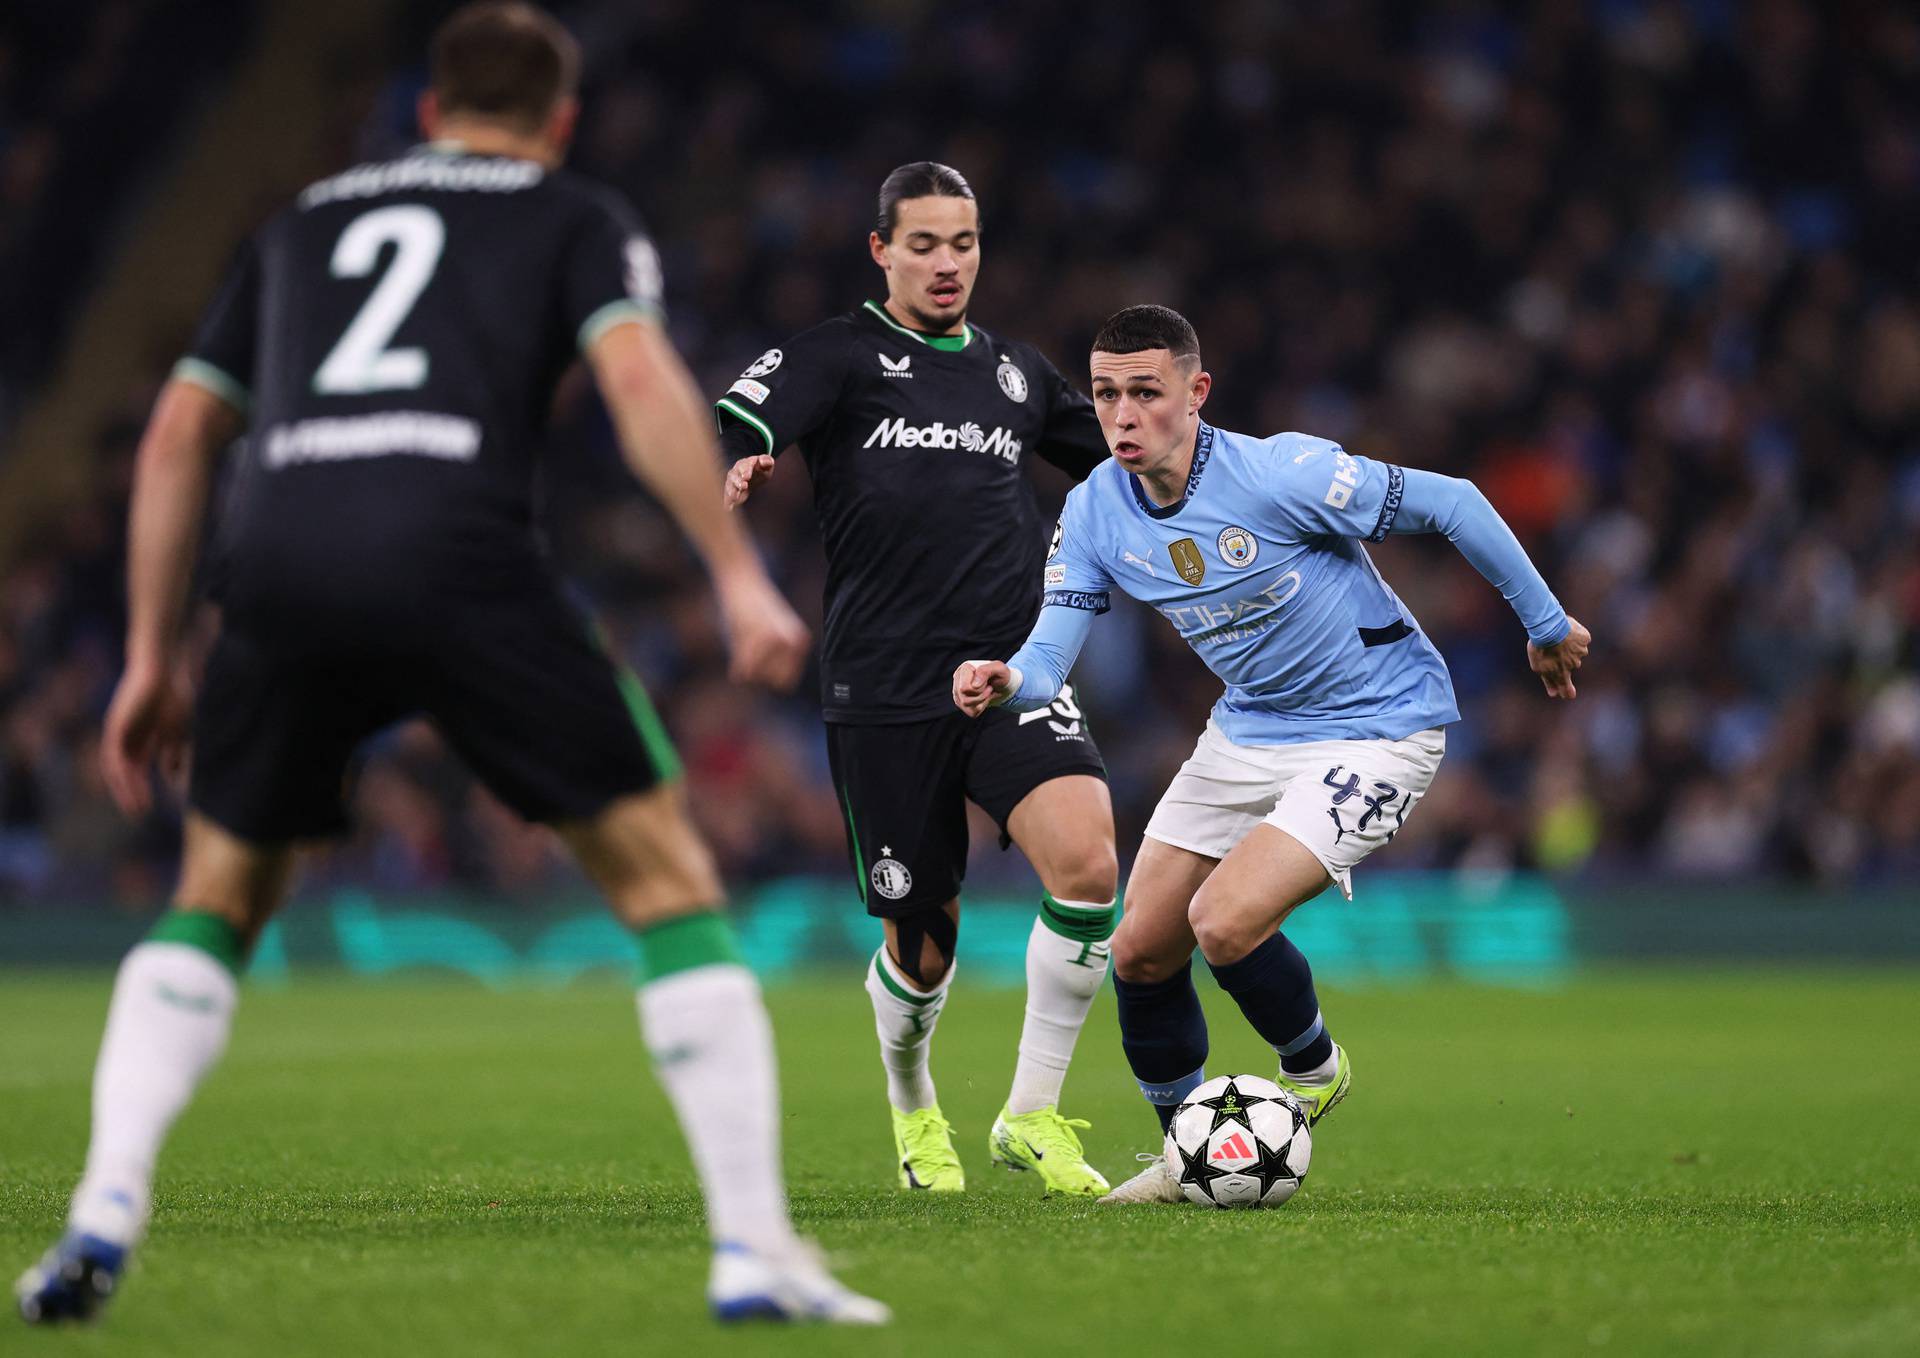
[863,418,1022,463]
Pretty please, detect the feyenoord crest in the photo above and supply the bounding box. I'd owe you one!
[1169,537,1206,586]
[996,359,1029,403]
[743,348,783,379]
[870,856,913,901]
[1217,525,1259,568]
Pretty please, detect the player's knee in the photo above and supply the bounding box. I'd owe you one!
[1110,916,1184,984]
[886,902,958,988]
[1186,886,1265,966]
[1043,841,1119,906]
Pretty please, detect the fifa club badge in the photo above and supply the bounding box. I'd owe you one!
[870,856,913,901]
[1217,525,1259,568]
[1169,537,1207,586]
[996,358,1029,403]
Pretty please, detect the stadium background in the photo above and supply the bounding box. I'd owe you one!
[2,4,1917,1354]
[1,0,1916,970]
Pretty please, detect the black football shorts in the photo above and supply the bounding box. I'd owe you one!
[824,687,1107,918]
[189,587,678,843]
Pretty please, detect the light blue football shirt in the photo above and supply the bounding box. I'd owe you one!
[1016,423,1568,745]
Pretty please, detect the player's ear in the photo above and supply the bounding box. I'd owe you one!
[1189,368,1212,413]
[544,97,580,159]
[868,231,891,270]
[417,89,441,140]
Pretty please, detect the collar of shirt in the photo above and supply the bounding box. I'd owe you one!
[1128,422,1216,520]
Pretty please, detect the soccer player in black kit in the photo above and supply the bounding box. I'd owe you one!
[15,2,885,1327]
[719,164,1120,1196]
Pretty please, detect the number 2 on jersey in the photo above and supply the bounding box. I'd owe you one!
[314,205,444,394]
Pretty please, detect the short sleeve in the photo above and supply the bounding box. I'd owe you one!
[565,190,666,352]
[714,321,851,458]
[1267,435,1405,542]
[1040,483,1113,613]
[173,238,261,411]
[1034,355,1109,479]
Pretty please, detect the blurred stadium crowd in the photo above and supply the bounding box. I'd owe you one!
[3,0,1917,909]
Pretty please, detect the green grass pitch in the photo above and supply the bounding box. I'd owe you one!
[3,968,1917,1356]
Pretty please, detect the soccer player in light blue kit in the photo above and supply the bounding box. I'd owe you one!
[953,306,1591,1203]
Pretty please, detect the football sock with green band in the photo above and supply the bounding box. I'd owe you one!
[634,910,744,983]
[68,912,244,1247]
[144,909,248,977]
[1007,895,1116,1115]
[865,946,950,1113]
[634,911,796,1254]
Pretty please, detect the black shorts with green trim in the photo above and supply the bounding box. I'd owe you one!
[824,688,1107,919]
[189,586,678,843]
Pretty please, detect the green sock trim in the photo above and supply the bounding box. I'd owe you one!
[871,950,939,1005]
[145,911,246,978]
[1039,893,1118,944]
[635,912,744,984]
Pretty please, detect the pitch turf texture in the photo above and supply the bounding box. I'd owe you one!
[3,971,1916,1356]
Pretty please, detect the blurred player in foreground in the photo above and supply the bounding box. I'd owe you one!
[720,165,1119,1196]
[16,2,885,1326]
[954,305,1590,1203]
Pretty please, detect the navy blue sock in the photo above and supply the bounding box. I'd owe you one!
[1205,932,1334,1073]
[1113,962,1209,1133]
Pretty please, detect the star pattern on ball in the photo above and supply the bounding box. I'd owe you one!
[1249,1130,1300,1199]
[1174,1138,1233,1200]
[1196,1078,1270,1134]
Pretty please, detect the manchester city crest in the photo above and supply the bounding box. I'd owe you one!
[997,359,1029,403]
[1217,525,1259,568]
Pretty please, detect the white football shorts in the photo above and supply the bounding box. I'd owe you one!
[1143,718,1447,899]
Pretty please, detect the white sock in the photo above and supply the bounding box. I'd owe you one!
[1283,1047,1340,1085]
[637,963,795,1254]
[863,947,951,1113]
[68,942,240,1246]
[1007,898,1114,1115]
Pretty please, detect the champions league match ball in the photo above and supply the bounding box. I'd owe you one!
[1165,1074,1312,1208]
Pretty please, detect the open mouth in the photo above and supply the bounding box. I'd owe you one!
[1114,441,1144,461]
[930,283,961,307]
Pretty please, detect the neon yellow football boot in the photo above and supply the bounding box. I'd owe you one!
[988,1106,1110,1197]
[1275,1042,1352,1128]
[892,1105,964,1192]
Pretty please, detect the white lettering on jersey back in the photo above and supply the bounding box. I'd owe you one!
[862,418,1022,462]
[264,412,481,468]
[299,156,544,209]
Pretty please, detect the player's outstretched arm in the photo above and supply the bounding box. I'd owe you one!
[587,322,809,691]
[951,603,1096,718]
[1391,468,1591,700]
[103,378,241,816]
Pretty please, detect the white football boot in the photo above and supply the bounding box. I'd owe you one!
[708,1238,891,1325]
[1096,1152,1185,1205]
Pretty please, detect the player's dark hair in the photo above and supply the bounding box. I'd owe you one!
[875,162,978,242]
[1091,305,1202,366]
[430,1,580,132]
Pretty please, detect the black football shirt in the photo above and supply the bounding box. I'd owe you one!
[716,301,1109,723]
[178,144,664,636]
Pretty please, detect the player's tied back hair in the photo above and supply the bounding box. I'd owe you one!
[430,1,580,131]
[1092,305,1202,367]
[876,162,978,241]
